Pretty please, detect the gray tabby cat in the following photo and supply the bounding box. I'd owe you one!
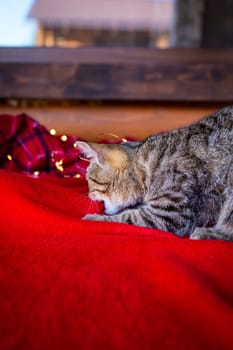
[77,106,233,241]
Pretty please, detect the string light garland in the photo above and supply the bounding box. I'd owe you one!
[61,135,68,142]
[55,160,64,172]
[49,128,56,136]
[95,132,129,143]
[59,132,130,177]
[6,127,130,179]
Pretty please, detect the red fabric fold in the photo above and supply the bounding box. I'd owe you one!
[0,114,233,349]
[0,169,233,350]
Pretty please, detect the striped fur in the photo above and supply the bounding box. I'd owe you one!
[78,106,233,240]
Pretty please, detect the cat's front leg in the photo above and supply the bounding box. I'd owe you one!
[84,206,169,230]
[83,214,112,222]
[83,213,130,224]
[84,208,142,225]
[84,203,194,236]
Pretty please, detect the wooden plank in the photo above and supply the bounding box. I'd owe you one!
[0,48,233,102]
[0,103,224,141]
[1,47,233,64]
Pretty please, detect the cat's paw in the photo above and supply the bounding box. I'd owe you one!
[83,214,107,222]
[190,228,206,240]
[190,227,232,241]
[190,227,216,240]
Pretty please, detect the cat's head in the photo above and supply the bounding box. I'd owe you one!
[77,141,142,215]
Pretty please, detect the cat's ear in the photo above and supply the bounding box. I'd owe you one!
[75,141,129,169]
[75,141,106,167]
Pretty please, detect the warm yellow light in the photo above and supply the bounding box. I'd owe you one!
[55,160,64,172]
[61,135,68,142]
[7,154,12,161]
[50,128,56,136]
[74,173,81,178]
[33,171,40,176]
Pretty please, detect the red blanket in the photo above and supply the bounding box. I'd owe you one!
[0,115,233,349]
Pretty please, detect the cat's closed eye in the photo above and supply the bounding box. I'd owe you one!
[89,177,109,186]
[88,177,110,197]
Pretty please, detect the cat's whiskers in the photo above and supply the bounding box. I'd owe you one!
[83,197,102,217]
[82,192,89,197]
[79,156,90,163]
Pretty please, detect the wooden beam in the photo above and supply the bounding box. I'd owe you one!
[0,103,225,141]
[0,47,233,102]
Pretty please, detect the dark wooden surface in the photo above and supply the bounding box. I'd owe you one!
[202,0,233,48]
[0,47,233,101]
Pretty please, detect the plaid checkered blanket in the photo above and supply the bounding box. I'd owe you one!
[0,113,88,178]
